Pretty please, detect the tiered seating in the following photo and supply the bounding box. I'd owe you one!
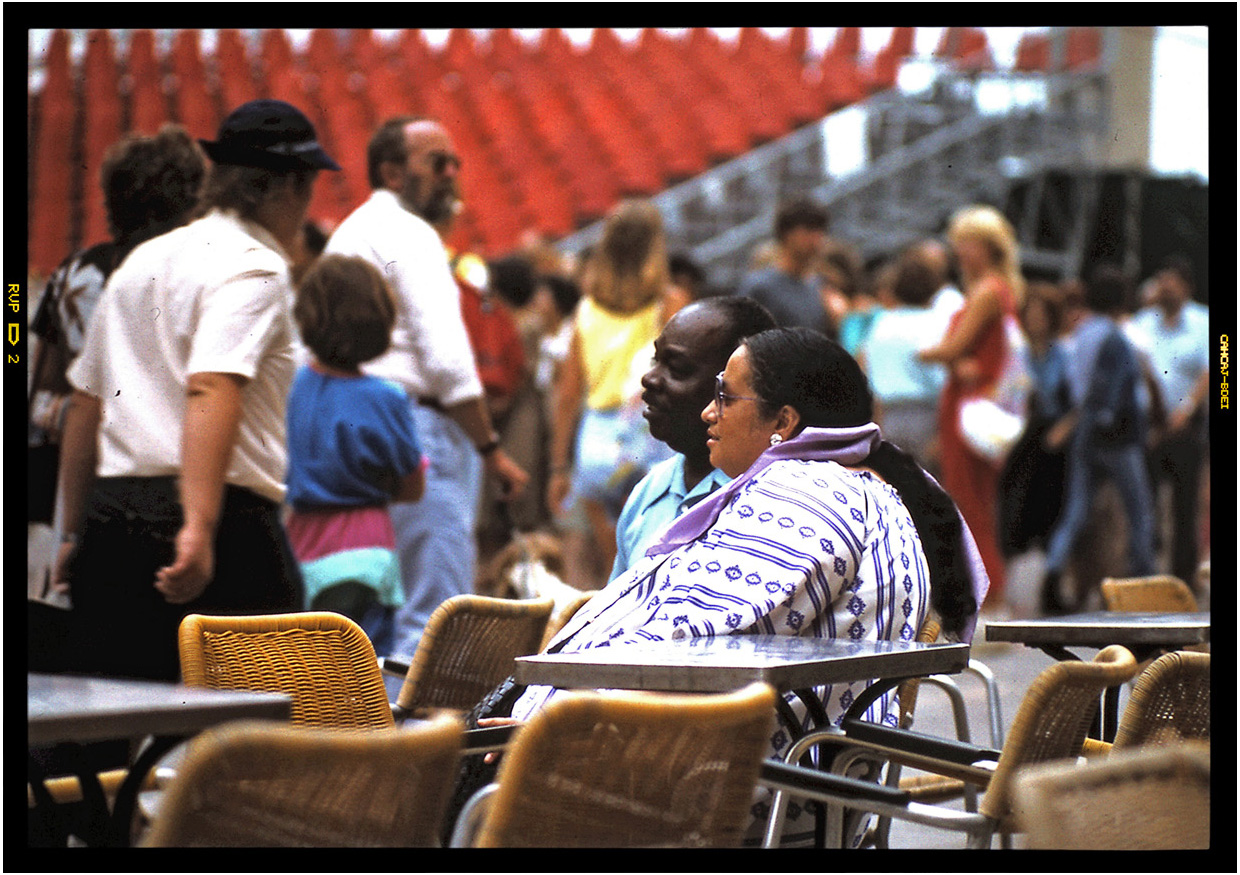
[31,26,976,271]
[556,34,663,197]
[469,46,575,236]
[687,28,787,146]
[597,31,709,181]
[815,27,868,110]
[30,29,76,276]
[304,29,371,222]
[736,27,824,129]
[79,30,124,249]
[516,29,619,223]
[639,28,750,163]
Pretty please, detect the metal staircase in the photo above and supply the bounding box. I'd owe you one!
[556,62,1112,290]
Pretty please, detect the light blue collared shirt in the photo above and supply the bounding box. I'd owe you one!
[609,454,732,582]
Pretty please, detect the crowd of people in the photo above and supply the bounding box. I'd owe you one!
[27,99,1209,814]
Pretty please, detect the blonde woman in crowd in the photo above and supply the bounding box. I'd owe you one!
[547,200,688,586]
[919,205,1024,612]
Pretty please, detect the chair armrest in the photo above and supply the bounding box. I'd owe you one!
[758,759,997,846]
[842,718,1002,767]
[461,724,517,755]
[760,761,912,807]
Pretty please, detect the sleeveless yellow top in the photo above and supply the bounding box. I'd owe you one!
[576,296,662,411]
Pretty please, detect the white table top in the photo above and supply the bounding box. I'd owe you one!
[514,634,970,693]
[28,673,292,747]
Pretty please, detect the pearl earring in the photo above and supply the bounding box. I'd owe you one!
[769,433,783,446]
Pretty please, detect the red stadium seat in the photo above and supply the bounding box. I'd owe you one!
[817,51,867,111]
[346,29,384,74]
[126,29,170,135]
[1066,27,1102,70]
[30,30,77,274]
[831,27,862,61]
[1014,33,1050,72]
[936,26,993,71]
[216,29,257,112]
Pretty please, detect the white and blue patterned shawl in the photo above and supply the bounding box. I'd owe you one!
[512,457,935,739]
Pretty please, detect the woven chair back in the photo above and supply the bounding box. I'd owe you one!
[475,682,777,847]
[1113,650,1210,749]
[1100,576,1198,613]
[1012,743,1210,849]
[894,616,943,729]
[141,715,462,846]
[978,644,1138,822]
[396,595,554,715]
[179,612,396,729]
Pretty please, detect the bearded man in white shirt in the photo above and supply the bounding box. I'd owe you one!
[326,117,528,662]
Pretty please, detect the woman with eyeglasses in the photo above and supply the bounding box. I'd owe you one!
[457,326,988,846]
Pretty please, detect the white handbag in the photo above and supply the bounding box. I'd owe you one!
[958,315,1031,464]
[958,397,1025,463]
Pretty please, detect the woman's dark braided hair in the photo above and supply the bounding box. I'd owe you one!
[744,327,977,637]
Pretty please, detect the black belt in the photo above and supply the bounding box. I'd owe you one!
[417,396,445,412]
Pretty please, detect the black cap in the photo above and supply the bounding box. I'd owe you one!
[199,99,341,171]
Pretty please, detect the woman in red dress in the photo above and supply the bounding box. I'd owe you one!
[919,205,1024,611]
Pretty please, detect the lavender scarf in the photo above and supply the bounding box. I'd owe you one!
[645,423,990,643]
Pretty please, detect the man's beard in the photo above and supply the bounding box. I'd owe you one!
[399,177,458,225]
[418,188,459,225]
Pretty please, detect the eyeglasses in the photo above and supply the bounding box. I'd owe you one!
[714,372,762,411]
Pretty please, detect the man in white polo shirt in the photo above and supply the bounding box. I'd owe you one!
[51,100,339,681]
[326,116,528,663]
[1127,254,1210,588]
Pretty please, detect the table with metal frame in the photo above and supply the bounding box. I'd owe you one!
[982,610,1210,741]
[516,634,970,743]
[28,672,292,847]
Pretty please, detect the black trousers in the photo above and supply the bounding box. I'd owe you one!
[53,477,303,682]
[1146,425,1206,588]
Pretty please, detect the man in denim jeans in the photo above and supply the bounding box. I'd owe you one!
[1040,264,1156,613]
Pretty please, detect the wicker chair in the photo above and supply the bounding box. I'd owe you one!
[140,714,463,847]
[758,645,1140,848]
[1081,650,1210,758]
[450,682,777,847]
[393,595,554,720]
[179,612,396,729]
[1011,743,1210,849]
[1100,575,1199,612]
[539,590,594,650]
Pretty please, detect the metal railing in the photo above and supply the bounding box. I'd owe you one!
[557,62,1111,289]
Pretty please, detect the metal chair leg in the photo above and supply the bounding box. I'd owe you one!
[964,658,1005,748]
